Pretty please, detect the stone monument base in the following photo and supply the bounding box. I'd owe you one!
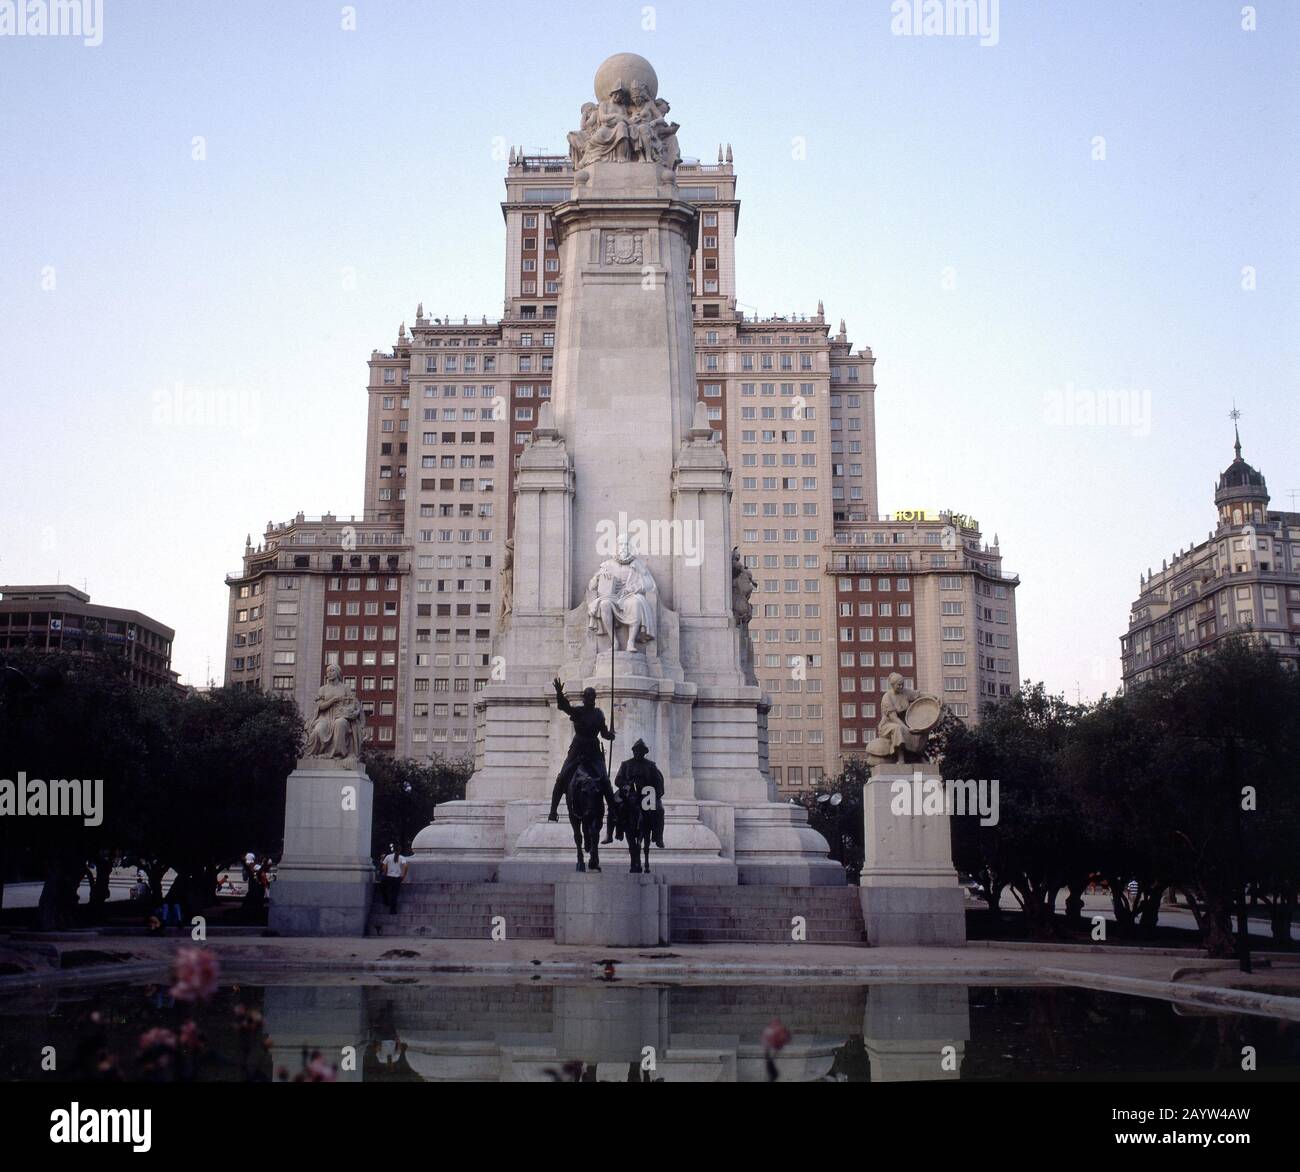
[495,798,739,885]
[269,762,374,937]
[858,886,966,947]
[553,872,668,946]
[407,799,506,883]
[858,765,966,947]
[733,803,848,886]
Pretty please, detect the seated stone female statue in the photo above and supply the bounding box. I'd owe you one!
[305,663,363,759]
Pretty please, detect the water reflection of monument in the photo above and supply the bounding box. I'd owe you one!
[260,980,970,1083]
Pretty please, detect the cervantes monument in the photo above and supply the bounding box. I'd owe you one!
[412,53,840,886]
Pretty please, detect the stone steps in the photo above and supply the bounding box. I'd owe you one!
[366,880,868,944]
[669,884,867,945]
[366,881,553,938]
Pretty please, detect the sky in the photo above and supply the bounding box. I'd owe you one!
[0,0,1296,698]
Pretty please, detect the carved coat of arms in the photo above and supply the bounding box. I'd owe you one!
[604,231,644,265]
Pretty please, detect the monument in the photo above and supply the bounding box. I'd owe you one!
[412,52,839,887]
[857,675,967,946]
[270,665,376,936]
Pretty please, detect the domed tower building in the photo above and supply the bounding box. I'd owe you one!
[1214,421,1270,532]
[1121,420,1300,686]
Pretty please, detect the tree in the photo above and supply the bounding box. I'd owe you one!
[128,686,302,905]
[0,651,151,928]
[366,752,470,857]
[1117,638,1300,960]
[793,761,866,881]
[938,641,1300,956]
[934,684,1090,938]
[0,652,301,927]
[1059,694,1171,938]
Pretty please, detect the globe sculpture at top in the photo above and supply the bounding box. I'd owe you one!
[568,53,680,171]
[594,52,658,104]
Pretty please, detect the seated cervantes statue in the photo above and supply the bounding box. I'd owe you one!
[587,534,657,651]
[304,663,364,761]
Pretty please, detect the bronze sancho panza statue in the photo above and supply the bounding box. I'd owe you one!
[611,739,666,866]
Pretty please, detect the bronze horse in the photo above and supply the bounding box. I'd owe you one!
[567,761,607,872]
[613,779,654,873]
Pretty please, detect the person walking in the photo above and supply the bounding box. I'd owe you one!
[379,843,408,913]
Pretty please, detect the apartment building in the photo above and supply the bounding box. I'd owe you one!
[1122,429,1300,684]
[0,583,177,689]
[827,512,1019,782]
[224,515,411,751]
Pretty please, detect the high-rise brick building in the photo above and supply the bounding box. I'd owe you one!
[225,148,1021,785]
[827,512,1019,785]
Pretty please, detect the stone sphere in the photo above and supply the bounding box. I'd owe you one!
[594,52,657,102]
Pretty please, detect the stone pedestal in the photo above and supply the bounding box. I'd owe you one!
[269,762,374,937]
[496,798,737,885]
[858,766,966,946]
[553,872,668,946]
[734,803,847,886]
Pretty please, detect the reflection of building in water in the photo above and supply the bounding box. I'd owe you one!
[260,980,970,1083]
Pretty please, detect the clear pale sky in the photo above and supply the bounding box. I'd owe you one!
[1,0,1296,698]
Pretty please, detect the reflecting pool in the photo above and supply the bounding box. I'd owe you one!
[1,975,1296,1082]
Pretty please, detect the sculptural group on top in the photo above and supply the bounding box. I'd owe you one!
[568,77,681,170]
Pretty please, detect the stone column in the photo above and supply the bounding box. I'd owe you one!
[549,160,700,610]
